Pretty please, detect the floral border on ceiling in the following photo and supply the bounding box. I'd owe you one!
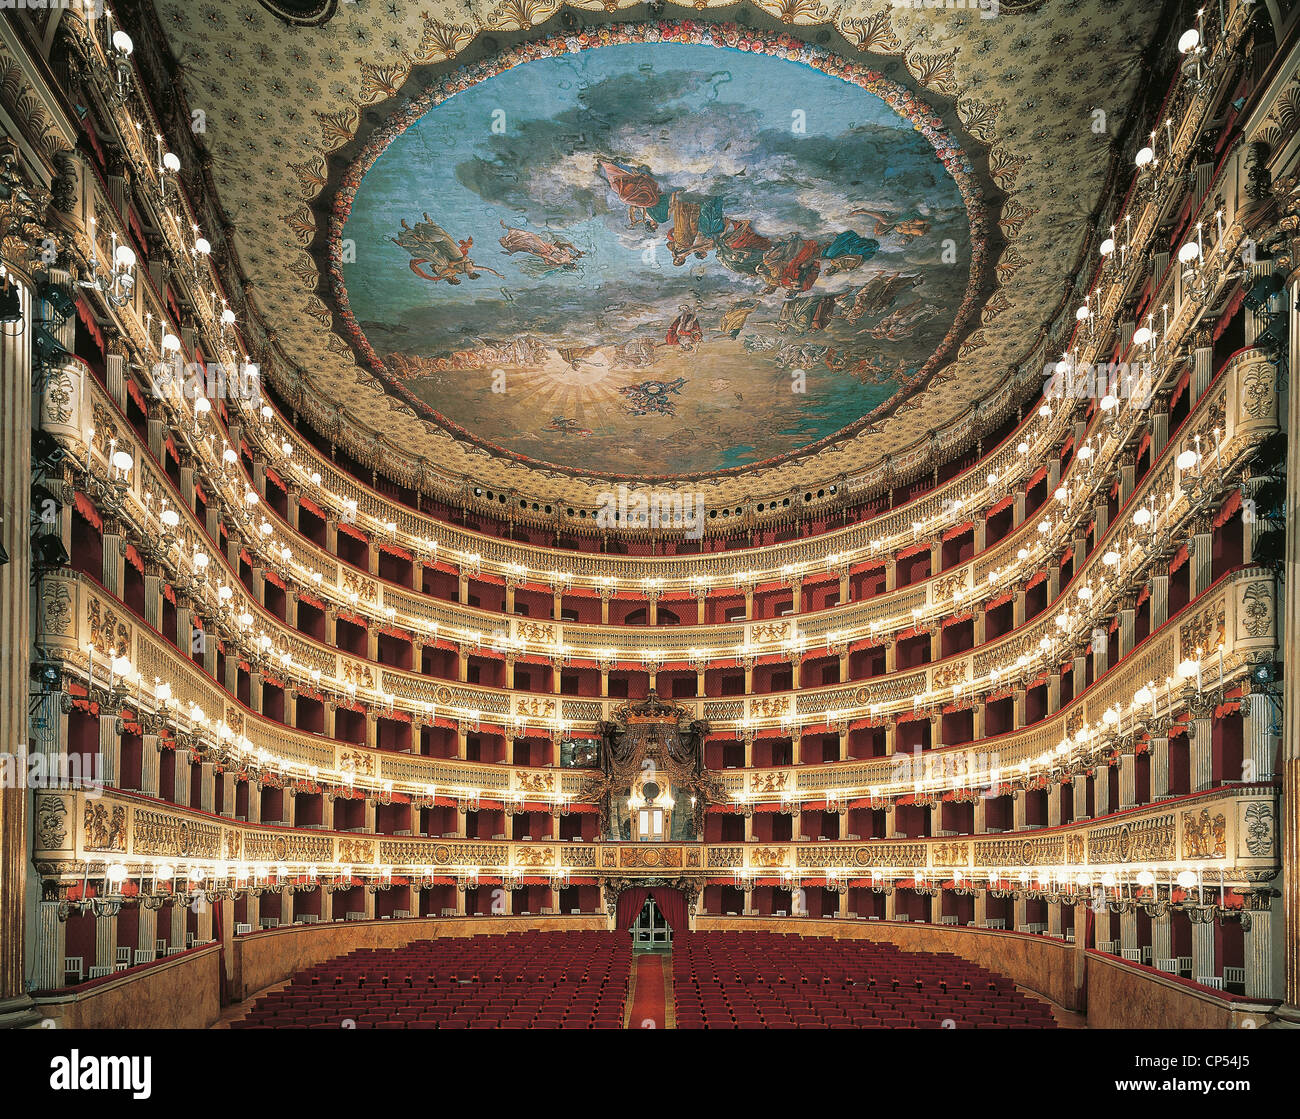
[321,18,997,482]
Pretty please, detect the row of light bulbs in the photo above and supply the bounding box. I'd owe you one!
[69,5,1243,803]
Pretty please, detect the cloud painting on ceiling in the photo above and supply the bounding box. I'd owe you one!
[330,24,989,478]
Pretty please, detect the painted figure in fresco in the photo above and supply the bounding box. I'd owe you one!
[666,192,727,265]
[597,159,665,229]
[558,345,602,371]
[713,218,773,278]
[820,230,881,275]
[544,417,593,436]
[662,306,703,353]
[775,293,840,334]
[498,221,586,270]
[611,339,661,368]
[866,301,936,340]
[391,214,505,284]
[758,234,824,295]
[840,271,924,324]
[718,300,759,339]
[848,207,931,243]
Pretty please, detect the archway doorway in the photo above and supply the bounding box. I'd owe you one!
[631,896,672,952]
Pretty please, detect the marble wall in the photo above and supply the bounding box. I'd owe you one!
[35,946,222,1030]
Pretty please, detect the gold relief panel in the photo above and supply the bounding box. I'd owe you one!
[621,846,683,870]
[244,832,334,864]
[1179,602,1225,660]
[707,847,743,869]
[86,598,131,659]
[133,809,221,860]
[338,748,376,779]
[684,848,702,869]
[513,846,553,868]
[750,695,789,719]
[564,846,597,869]
[932,662,967,691]
[1065,834,1086,865]
[224,830,242,861]
[337,837,376,864]
[513,770,553,793]
[516,696,556,718]
[515,620,555,643]
[1238,582,1274,642]
[82,802,127,852]
[35,793,71,853]
[932,841,969,866]
[853,844,928,868]
[750,621,790,643]
[1237,358,1276,423]
[600,847,618,868]
[749,846,789,869]
[796,845,859,868]
[341,569,378,602]
[41,580,73,641]
[1238,801,1275,858]
[341,661,375,690]
[1087,815,1176,864]
[1181,808,1227,860]
[750,771,788,795]
[975,836,1064,868]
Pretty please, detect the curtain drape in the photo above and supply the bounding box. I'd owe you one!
[616,887,650,930]
[648,888,687,932]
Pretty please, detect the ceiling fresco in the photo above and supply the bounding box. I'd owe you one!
[329,28,986,475]
[142,0,1166,502]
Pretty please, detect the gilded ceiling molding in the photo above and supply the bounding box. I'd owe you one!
[129,0,1169,518]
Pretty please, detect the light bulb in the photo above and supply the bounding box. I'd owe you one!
[112,30,134,56]
[111,450,133,472]
[1178,28,1200,53]
[162,152,181,174]
[1177,241,1200,264]
[1099,238,1115,257]
[1134,146,1154,169]
[114,244,136,270]
[1132,326,1152,347]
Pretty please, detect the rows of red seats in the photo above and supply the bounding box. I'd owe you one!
[234,931,630,1029]
[672,932,1058,1029]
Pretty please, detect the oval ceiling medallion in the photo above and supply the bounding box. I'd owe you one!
[329,22,993,479]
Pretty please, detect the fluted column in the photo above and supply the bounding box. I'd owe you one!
[173,747,191,809]
[1189,697,1214,793]
[137,906,158,962]
[1151,912,1173,970]
[1191,916,1217,984]
[141,734,161,797]
[1149,564,1170,629]
[1243,890,1282,1001]
[1189,519,1213,598]
[1243,682,1277,783]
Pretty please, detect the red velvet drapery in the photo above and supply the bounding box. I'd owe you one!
[650,888,688,932]
[615,887,650,930]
